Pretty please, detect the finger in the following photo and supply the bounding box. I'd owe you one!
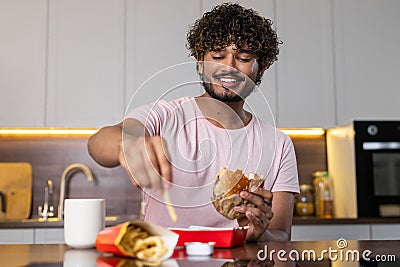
[252,187,273,204]
[121,159,139,187]
[120,144,149,187]
[142,145,163,193]
[120,137,149,188]
[237,201,273,223]
[245,206,271,223]
[148,139,172,191]
[152,137,172,187]
[246,211,264,227]
[240,191,269,213]
[130,160,151,188]
[246,210,271,233]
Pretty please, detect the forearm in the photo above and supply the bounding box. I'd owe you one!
[88,119,148,168]
[88,125,123,168]
[259,191,294,242]
[259,228,290,242]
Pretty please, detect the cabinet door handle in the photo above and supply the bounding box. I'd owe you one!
[0,191,6,213]
[363,142,400,150]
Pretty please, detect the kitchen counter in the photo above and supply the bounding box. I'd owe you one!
[293,216,400,225]
[2,216,400,229]
[2,216,400,245]
[0,240,399,266]
[0,214,137,229]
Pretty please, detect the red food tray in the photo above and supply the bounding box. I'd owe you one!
[169,226,248,248]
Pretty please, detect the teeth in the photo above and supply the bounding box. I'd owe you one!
[220,78,236,83]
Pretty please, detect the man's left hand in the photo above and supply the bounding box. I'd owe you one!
[235,187,273,241]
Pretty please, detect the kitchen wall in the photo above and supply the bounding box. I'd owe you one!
[0,135,141,218]
[0,134,326,219]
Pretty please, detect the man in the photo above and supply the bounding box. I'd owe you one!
[88,3,299,242]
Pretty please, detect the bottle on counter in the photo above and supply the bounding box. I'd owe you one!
[320,179,334,218]
[312,171,334,218]
[295,184,315,216]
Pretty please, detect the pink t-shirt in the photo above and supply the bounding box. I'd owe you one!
[126,96,299,228]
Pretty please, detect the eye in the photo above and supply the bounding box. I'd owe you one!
[237,53,253,62]
[238,57,252,62]
[212,55,223,60]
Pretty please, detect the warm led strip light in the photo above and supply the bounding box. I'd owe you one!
[280,128,325,136]
[0,128,99,136]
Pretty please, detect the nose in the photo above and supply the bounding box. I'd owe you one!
[223,54,236,69]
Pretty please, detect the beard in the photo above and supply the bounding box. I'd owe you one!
[202,81,244,102]
[200,75,256,103]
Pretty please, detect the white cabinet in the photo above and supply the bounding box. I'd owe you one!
[292,223,400,241]
[46,0,125,127]
[0,229,34,244]
[333,0,400,125]
[0,0,47,127]
[2,1,400,128]
[0,228,64,244]
[291,224,370,241]
[125,1,201,112]
[0,0,125,128]
[371,224,400,240]
[275,0,335,128]
[35,228,64,244]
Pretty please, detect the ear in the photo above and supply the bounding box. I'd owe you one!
[197,61,204,75]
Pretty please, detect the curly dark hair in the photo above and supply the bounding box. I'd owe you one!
[187,2,281,84]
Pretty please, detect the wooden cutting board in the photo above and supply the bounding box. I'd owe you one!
[0,162,32,221]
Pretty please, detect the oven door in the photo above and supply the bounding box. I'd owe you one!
[356,141,400,217]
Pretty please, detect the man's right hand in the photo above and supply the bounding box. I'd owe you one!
[119,134,172,194]
[88,118,172,193]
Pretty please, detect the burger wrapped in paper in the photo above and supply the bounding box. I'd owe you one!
[212,167,264,220]
[95,221,178,262]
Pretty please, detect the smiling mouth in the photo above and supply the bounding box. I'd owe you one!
[214,75,244,88]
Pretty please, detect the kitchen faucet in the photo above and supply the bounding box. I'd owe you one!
[38,179,55,219]
[57,163,94,220]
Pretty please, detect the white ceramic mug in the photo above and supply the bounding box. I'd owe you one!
[64,198,105,249]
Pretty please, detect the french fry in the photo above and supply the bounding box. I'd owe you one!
[95,222,171,261]
[163,190,177,223]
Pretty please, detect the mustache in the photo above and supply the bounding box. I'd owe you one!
[212,72,245,81]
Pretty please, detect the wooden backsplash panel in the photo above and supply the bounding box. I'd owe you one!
[0,134,327,218]
[0,136,141,218]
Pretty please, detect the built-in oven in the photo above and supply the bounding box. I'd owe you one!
[327,120,400,218]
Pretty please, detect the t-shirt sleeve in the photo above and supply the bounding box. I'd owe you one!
[125,100,171,136]
[270,134,300,194]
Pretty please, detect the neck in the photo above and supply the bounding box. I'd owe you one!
[195,93,251,129]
